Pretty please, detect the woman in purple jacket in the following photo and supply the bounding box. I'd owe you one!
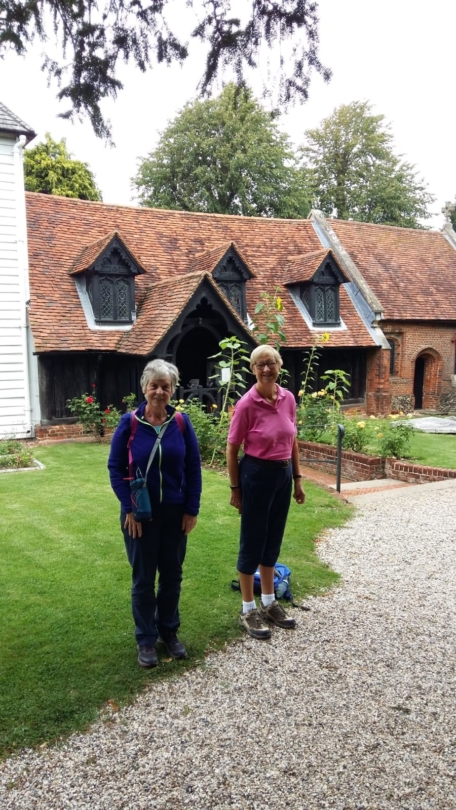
[108,360,202,668]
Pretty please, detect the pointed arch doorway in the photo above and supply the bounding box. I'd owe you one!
[412,350,442,410]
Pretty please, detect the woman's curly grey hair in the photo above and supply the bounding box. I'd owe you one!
[141,359,179,394]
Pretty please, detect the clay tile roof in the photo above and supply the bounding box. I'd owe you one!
[283,248,349,285]
[0,100,36,142]
[190,240,256,277]
[118,271,253,355]
[68,230,147,275]
[24,193,377,353]
[329,219,456,320]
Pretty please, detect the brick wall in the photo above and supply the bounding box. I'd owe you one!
[365,348,391,415]
[35,423,84,440]
[298,439,456,485]
[385,458,456,484]
[298,440,384,481]
[383,322,456,411]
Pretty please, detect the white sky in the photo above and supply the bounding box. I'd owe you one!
[0,0,454,227]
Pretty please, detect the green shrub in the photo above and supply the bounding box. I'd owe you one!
[340,418,373,453]
[297,390,335,441]
[176,399,218,464]
[0,440,35,469]
[378,418,414,458]
[66,388,121,440]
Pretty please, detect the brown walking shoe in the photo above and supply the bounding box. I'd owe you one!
[259,600,296,629]
[238,608,271,639]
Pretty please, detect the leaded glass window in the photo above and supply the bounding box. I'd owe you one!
[299,262,341,326]
[326,288,335,322]
[100,278,114,319]
[116,278,129,320]
[85,245,137,323]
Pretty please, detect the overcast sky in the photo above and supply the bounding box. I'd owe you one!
[0,0,454,227]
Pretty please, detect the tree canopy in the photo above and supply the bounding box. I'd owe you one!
[0,0,330,139]
[24,134,102,200]
[133,83,311,219]
[300,101,435,228]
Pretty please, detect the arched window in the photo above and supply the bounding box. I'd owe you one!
[387,339,397,376]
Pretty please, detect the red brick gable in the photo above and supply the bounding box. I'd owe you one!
[330,219,456,321]
[25,194,377,353]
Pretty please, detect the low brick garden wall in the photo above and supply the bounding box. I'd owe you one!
[298,440,384,481]
[385,458,456,484]
[35,423,84,441]
[297,440,456,485]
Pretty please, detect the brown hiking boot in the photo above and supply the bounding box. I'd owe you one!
[259,600,296,629]
[238,608,271,639]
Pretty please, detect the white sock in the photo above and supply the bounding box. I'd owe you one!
[261,593,275,607]
[242,600,256,614]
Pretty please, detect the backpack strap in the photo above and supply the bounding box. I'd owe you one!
[175,411,185,434]
[127,409,138,479]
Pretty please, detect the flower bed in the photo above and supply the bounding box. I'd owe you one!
[298,439,456,485]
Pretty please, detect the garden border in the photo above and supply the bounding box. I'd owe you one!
[297,440,456,485]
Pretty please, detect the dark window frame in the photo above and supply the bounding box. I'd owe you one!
[212,247,252,322]
[300,261,341,326]
[387,338,397,376]
[85,243,140,324]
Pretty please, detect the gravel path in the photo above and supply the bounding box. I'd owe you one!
[1,480,456,809]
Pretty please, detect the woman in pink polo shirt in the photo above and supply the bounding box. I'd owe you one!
[226,345,306,639]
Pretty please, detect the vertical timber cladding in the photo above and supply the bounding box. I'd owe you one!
[285,347,367,400]
[38,353,146,421]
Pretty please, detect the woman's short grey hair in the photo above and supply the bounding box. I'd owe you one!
[249,345,283,372]
[141,360,179,394]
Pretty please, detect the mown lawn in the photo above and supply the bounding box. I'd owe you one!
[362,427,456,467]
[0,443,352,757]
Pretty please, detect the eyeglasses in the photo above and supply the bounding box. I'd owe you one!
[255,361,277,370]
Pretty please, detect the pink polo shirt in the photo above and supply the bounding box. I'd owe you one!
[228,384,297,460]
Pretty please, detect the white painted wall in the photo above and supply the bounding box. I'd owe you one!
[0,132,38,438]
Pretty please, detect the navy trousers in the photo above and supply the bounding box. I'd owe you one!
[122,504,187,646]
[237,454,292,575]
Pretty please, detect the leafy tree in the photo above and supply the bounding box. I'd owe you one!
[24,134,102,200]
[0,0,330,139]
[300,101,434,228]
[133,83,310,218]
[448,202,456,231]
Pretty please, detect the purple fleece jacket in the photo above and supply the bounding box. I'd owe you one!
[108,402,202,516]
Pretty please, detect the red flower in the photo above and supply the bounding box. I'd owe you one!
[92,383,96,388]
[102,418,106,423]
[104,408,110,413]
[85,397,94,403]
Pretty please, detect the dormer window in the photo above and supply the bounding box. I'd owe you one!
[69,231,146,327]
[212,247,253,321]
[301,262,340,326]
[87,251,135,323]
